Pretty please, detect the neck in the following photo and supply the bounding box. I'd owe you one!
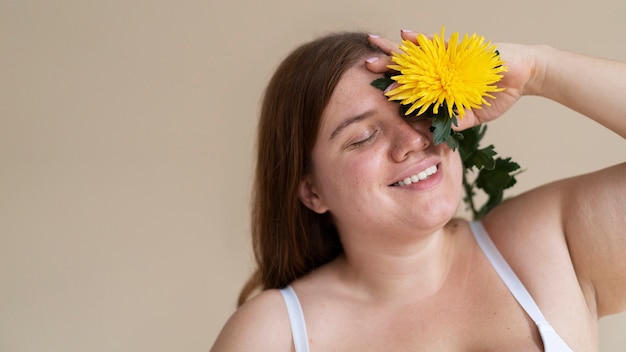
[335,219,465,304]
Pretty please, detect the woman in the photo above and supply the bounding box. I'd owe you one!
[211,30,626,351]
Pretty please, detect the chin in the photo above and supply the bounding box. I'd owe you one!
[412,195,461,229]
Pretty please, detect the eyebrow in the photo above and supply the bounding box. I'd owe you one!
[329,109,376,141]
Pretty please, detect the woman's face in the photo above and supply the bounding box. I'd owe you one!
[299,63,464,238]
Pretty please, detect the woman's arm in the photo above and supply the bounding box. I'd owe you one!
[561,162,626,317]
[367,32,626,138]
[521,44,626,315]
[525,45,626,138]
[368,32,626,316]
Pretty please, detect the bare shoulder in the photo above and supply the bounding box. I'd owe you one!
[211,289,292,352]
[482,162,626,316]
[483,162,626,249]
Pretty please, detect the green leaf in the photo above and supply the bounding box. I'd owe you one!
[371,76,395,92]
[430,112,459,150]
[475,157,521,194]
[459,125,488,164]
[458,125,523,219]
[459,126,483,154]
[472,145,497,170]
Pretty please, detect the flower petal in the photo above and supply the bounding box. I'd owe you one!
[387,27,507,120]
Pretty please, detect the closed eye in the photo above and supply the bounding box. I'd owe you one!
[349,130,378,149]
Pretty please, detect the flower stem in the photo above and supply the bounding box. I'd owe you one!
[462,169,478,219]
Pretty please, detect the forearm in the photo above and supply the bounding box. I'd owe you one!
[525,45,626,139]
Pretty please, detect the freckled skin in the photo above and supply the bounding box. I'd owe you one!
[305,65,464,241]
[211,36,626,352]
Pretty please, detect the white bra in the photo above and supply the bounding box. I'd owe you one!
[279,221,573,351]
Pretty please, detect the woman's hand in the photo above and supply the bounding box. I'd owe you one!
[366,31,537,131]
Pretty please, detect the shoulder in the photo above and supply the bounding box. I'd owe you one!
[481,163,626,315]
[482,162,626,261]
[480,179,567,256]
[211,288,293,352]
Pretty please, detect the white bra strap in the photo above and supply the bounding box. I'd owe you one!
[469,221,547,324]
[279,286,310,352]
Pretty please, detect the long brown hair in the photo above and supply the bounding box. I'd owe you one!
[238,32,384,305]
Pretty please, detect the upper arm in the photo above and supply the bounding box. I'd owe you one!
[211,289,293,352]
[484,162,626,318]
[561,162,626,316]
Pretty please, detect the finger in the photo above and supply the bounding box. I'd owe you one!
[400,29,434,43]
[400,29,419,42]
[451,111,479,131]
[367,34,400,55]
[400,29,435,43]
[365,55,394,73]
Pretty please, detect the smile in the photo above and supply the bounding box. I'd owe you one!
[392,165,438,187]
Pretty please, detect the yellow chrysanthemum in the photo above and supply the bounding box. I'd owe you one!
[386,27,507,119]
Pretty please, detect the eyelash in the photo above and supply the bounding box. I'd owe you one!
[349,130,378,149]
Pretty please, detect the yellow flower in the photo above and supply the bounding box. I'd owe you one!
[385,27,507,119]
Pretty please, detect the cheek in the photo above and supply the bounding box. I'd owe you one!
[448,151,465,194]
[341,152,386,185]
[316,152,385,200]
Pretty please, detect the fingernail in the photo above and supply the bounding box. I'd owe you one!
[365,56,379,63]
[401,29,414,33]
[384,82,399,93]
[368,33,380,39]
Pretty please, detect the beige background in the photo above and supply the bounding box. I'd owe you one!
[1,0,625,351]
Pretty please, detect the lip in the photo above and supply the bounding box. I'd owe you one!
[389,160,442,189]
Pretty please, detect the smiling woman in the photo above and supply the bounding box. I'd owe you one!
[305,62,462,232]
[210,29,626,351]
[238,33,384,298]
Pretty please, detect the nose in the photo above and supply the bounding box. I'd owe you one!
[390,119,430,162]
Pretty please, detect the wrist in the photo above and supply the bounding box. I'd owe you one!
[522,44,555,97]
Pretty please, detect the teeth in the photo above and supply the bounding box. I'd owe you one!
[394,165,438,186]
